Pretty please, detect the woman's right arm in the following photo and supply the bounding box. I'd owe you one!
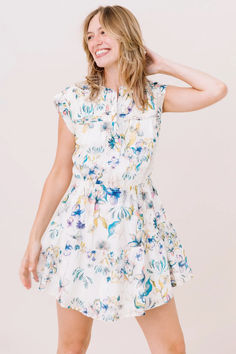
[19,112,76,289]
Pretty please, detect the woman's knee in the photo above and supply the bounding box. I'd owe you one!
[56,300,93,354]
[167,338,186,354]
[57,332,91,354]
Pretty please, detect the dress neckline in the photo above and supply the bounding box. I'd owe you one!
[101,85,125,91]
[101,85,127,99]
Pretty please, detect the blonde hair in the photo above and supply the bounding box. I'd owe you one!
[81,5,152,111]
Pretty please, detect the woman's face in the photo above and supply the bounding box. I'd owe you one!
[87,13,120,69]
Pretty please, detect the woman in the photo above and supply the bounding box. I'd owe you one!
[19,5,227,354]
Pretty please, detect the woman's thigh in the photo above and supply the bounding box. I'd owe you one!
[135,297,186,354]
[56,300,94,353]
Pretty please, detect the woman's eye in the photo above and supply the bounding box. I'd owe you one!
[87,30,105,41]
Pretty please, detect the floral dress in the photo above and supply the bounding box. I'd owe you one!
[36,78,194,322]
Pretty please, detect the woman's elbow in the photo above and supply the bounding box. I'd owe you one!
[215,82,228,99]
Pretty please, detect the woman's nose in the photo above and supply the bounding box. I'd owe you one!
[93,33,103,45]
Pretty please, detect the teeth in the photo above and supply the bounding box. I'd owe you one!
[96,49,109,55]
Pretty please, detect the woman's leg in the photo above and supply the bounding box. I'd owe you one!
[135,297,186,354]
[56,300,94,354]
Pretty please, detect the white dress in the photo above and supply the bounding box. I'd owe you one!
[36,78,194,322]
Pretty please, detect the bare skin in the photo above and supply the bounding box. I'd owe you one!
[19,111,75,289]
[56,301,93,354]
[19,9,228,354]
[136,297,186,354]
[56,297,185,354]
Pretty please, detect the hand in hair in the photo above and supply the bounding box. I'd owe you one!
[144,46,166,75]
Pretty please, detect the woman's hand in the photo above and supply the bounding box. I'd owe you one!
[19,237,42,289]
[144,46,166,75]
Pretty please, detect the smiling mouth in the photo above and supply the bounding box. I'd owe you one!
[95,49,111,58]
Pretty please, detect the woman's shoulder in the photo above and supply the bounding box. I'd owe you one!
[146,78,167,91]
[74,79,90,91]
[54,79,90,103]
[146,78,168,105]
[74,79,92,97]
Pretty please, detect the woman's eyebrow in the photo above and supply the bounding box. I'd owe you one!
[87,26,102,34]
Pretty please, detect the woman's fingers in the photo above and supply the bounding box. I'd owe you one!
[19,257,32,289]
[29,259,39,283]
[19,241,41,288]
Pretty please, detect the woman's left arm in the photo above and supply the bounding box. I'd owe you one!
[144,47,228,113]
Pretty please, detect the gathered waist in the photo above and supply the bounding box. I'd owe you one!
[70,174,153,194]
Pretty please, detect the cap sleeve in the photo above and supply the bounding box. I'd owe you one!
[53,88,75,135]
[153,81,168,114]
[158,84,167,113]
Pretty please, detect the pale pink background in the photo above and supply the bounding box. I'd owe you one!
[1,1,235,353]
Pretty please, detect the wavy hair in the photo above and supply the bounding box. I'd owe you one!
[81,5,152,111]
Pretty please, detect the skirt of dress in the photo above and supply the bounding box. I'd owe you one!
[36,175,194,322]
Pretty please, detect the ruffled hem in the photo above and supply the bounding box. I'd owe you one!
[36,269,194,322]
[36,174,195,322]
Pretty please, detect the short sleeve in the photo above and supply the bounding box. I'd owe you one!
[157,83,168,113]
[53,89,75,135]
[152,81,168,114]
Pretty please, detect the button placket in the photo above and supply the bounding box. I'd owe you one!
[106,90,124,186]
[111,91,123,152]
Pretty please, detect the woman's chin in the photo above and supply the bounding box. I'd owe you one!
[95,58,117,69]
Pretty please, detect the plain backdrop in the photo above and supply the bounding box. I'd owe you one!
[1,0,235,353]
